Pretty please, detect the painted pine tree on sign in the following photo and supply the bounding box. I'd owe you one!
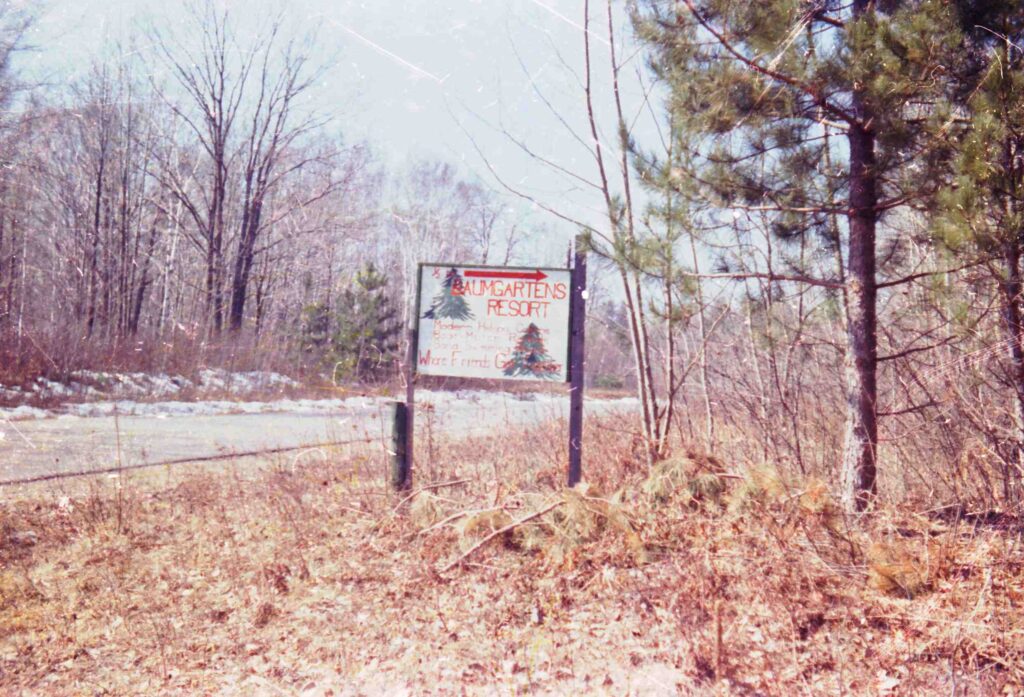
[423,268,473,321]
[502,323,561,379]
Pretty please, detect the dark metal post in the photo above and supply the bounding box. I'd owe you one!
[390,400,409,490]
[392,324,416,491]
[567,238,587,487]
[404,324,416,488]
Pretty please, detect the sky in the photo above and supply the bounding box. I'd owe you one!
[18,0,663,267]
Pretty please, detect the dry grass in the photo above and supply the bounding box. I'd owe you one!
[2,416,1024,695]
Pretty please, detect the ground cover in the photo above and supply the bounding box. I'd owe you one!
[2,416,1022,695]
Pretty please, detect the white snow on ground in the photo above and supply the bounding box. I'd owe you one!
[1,405,51,420]
[65,369,299,398]
[0,369,303,420]
[195,368,297,393]
[0,386,23,401]
[0,367,636,423]
[0,386,638,422]
[70,371,191,398]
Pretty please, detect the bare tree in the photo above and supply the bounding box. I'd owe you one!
[227,27,331,331]
[149,0,255,335]
[0,4,32,344]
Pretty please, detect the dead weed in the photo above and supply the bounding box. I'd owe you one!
[1,418,1023,695]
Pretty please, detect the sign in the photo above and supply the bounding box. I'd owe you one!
[415,263,572,382]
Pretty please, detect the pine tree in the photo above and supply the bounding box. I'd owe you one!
[299,302,332,356]
[299,264,400,382]
[423,268,473,321]
[333,264,400,380]
[937,1,1024,502]
[502,323,561,379]
[635,0,964,511]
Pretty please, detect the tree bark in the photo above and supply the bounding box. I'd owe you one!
[129,223,160,335]
[0,211,5,330]
[1000,239,1024,504]
[206,241,224,335]
[228,198,262,331]
[840,113,879,512]
[4,216,16,328]
[210,153,227,335]
[86,149,106,338]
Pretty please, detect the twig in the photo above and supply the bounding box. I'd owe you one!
[714,598,724,686]
[388,478,473,514]
[415,507,502,537]
[439,500,565,574]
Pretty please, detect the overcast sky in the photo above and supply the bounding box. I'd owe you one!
[19,0,661,266]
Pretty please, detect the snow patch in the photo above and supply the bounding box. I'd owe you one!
[0,386,23,400]
[0,405,51,421]
[0,369,300,405]
[0,390,639,422]
[198,369,298,394]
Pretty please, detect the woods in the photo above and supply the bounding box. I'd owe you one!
[0,2,526,379]
[9,1,1024,693]
[618,0,1024,513]
[624,0,962,511]
[3,0,1024,517]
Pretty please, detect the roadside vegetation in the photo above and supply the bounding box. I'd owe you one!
[4,1,1024,694]
[3,415,1022,695]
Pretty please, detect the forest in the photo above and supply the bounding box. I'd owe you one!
[4,0,1024,693]
[0,0,1013,513]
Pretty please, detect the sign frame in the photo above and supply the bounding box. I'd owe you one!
[412,262,575,383]
[394,246,587,494]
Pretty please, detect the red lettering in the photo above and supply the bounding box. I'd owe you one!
[486,299,551,318]
[418,350,448,367]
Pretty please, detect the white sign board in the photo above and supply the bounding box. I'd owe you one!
[415,264,572,382]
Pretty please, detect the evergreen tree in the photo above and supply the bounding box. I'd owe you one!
[502,323,561,379]
[299,264,400,381]
[635,0,964,511]
[937,1,1024,500]
[299,302,333,356]
[333,264,400,380]
[423,268,473,321]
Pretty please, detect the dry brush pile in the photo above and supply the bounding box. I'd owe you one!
[2,415,1023,695]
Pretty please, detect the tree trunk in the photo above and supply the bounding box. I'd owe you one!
[206,241,224,336]
[0,211,5,330]
[840,113,879,513]
[129,224,160,335]
[228,199,262,332]
[5,217,16,328]
[158,207,181,338]
[208,142,228,336]
[228,244,253,332]
[1000,239,1024,505]
[87,153,105,338]
[689,227,715,448]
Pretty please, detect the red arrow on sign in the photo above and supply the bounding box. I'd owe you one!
[463,269,548,282]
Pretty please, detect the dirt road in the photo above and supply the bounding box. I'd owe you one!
[0,393,636,484]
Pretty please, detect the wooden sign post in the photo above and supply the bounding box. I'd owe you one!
[394,249,587,491]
